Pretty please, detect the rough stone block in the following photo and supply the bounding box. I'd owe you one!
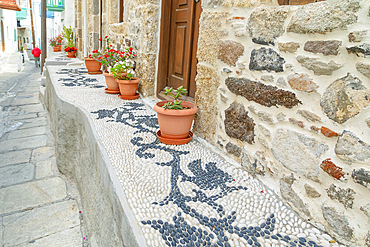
[0,177,66,215]
[248,7,290,44]
[356,61,370,79]
[278,42,300,53]
[258,111,274,124]
[224,102,255,144]
[3,200,80,246]
[326,184,355,209]
[304,184,321,198]
[303,40,342,56]
[288,73,318,93]
[287,0,360,34]
[225,142,242,157]
[276,112,286,122]
[346,43,370,57]
[276,77,287,88]
[217,40,244,66]
[296,56,341,75]
[320,158,345,180]
[18,104,45,114]
[36,157,56,179]
[297,110,321,122]
[225,77,301,109]
[258,124,271,137]
[352,168,370,188]
[348,30,367,43]
[0,163,34,188]
[249,47,285,73]
[335,131,370,164]
[261,75,274,82]
[289,118,304,128]
[272,129,329,181]
[322,205,353,241]
[241,149,265,176]
[0,150,31,167]
[17,117,48,129]
[320,74,370,124]
[320,126,339,138]
[31,146,55,163]
[280,177,311,217]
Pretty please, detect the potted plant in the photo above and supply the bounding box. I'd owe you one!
[110,59,140,100]
[56,34,63,50]
[89,36,136,94]
[62,26,77,58]
[153,86,198,145]
[64,46,77,58]
[49,37,60,52]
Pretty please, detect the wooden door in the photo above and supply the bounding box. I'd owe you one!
[157,0,201,98]
[1,20,5,52]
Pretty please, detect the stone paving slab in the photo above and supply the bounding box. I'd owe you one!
[0,177,66,215]
[18,104,44,114]
[7,126,46,140]
[0,163,34,188]
[31,146,54,163]
[35,157,55,179]
[47,66,341,247]
[0,150,31,167]
[10,96,41,106]
[0,135,47,153]
[7,113,38,121]
[17,226,83,247]
[3,200,80,246]
[17,117,48,130]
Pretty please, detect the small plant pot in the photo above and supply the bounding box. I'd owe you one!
[84,58,102,74]
[52,46,60,52]
[103,72,120,92]
[116,77,140,97]
[67,51,76,58]
[153,100,198,142]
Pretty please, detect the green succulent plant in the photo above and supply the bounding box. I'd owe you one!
[162,86,188,110]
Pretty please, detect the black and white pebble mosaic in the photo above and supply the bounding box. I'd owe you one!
[50,67,341,247]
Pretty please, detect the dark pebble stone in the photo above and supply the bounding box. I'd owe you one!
[249,226,254,230]
[299,238,306,243]
[265,225,270,229]
[217,241,223,246]
[277,233,282,238]
[224,236,228,241]
[165,241,171,246]
[147,220,151,224]
[290,242,296,246]
[260,223,266,228]
[195,232,199,237]
[209,234,214,239]
[252,236,257,242]
[260,231,265,237]
[285,236,291,240]
[238,233,243,237]
[271,235,278,240]
[220,231,224,237]
[195,242,200,247]
[162,234,167,240]
[308,241,315,246]
[190,213,195,217]
[248,239,253,245]
[243,235,249,240]
[225,243,230,247]
[266,221,271,225]
[255,243,261,247]
[184,232,189,237]
[192,235,196,241]
[206,237,210,241]
[168,237,172,241]
[281,238,289,243]
[228,229,233,234]
[160,229,164,234]
[272,219,275,223]
[270,214,274,218]
[171,241,176,246]
[255,227,261,231]
[152,220,157,225]
[180,239,185,244]
[234,226,240,231]
[255,232,260,237]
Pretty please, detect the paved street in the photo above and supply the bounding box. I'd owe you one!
[0,61,86,247]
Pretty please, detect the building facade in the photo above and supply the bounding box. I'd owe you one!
[74,0,370,246]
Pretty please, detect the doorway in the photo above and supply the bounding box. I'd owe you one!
[157,0,202,100]
[1,20,5,52]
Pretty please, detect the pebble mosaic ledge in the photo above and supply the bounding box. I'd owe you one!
[49,66,343,247]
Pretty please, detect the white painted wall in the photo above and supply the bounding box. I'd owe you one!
[0,8,18,53]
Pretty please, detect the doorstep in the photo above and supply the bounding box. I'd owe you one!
[43,65,339,247]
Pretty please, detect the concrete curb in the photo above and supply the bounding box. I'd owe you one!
[43,66,147,247]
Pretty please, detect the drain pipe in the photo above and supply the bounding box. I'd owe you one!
[83,0,87,58]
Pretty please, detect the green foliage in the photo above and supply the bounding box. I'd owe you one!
[62,26,75,48]
[110,60,134,80]
[162,86,188,110]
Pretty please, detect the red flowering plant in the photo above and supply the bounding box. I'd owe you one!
[64,47,77,52]
[88,36,135,74]
[48,37,57,47]
[56,35,64,45]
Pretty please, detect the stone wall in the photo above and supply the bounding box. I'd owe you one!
[196,0,370,246]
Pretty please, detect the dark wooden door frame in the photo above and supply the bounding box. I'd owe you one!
[156,0,201,98]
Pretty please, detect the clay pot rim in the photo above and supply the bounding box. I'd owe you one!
[154,100,198,116]
[116,77,140,84]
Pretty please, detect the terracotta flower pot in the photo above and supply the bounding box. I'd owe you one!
[84,58,102,74]
[53,46,60,52]
[56,45,62,51]
[103,72,119,91]
[154,101,198,140]
[67,51,76,58]
[116,77,140,96]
